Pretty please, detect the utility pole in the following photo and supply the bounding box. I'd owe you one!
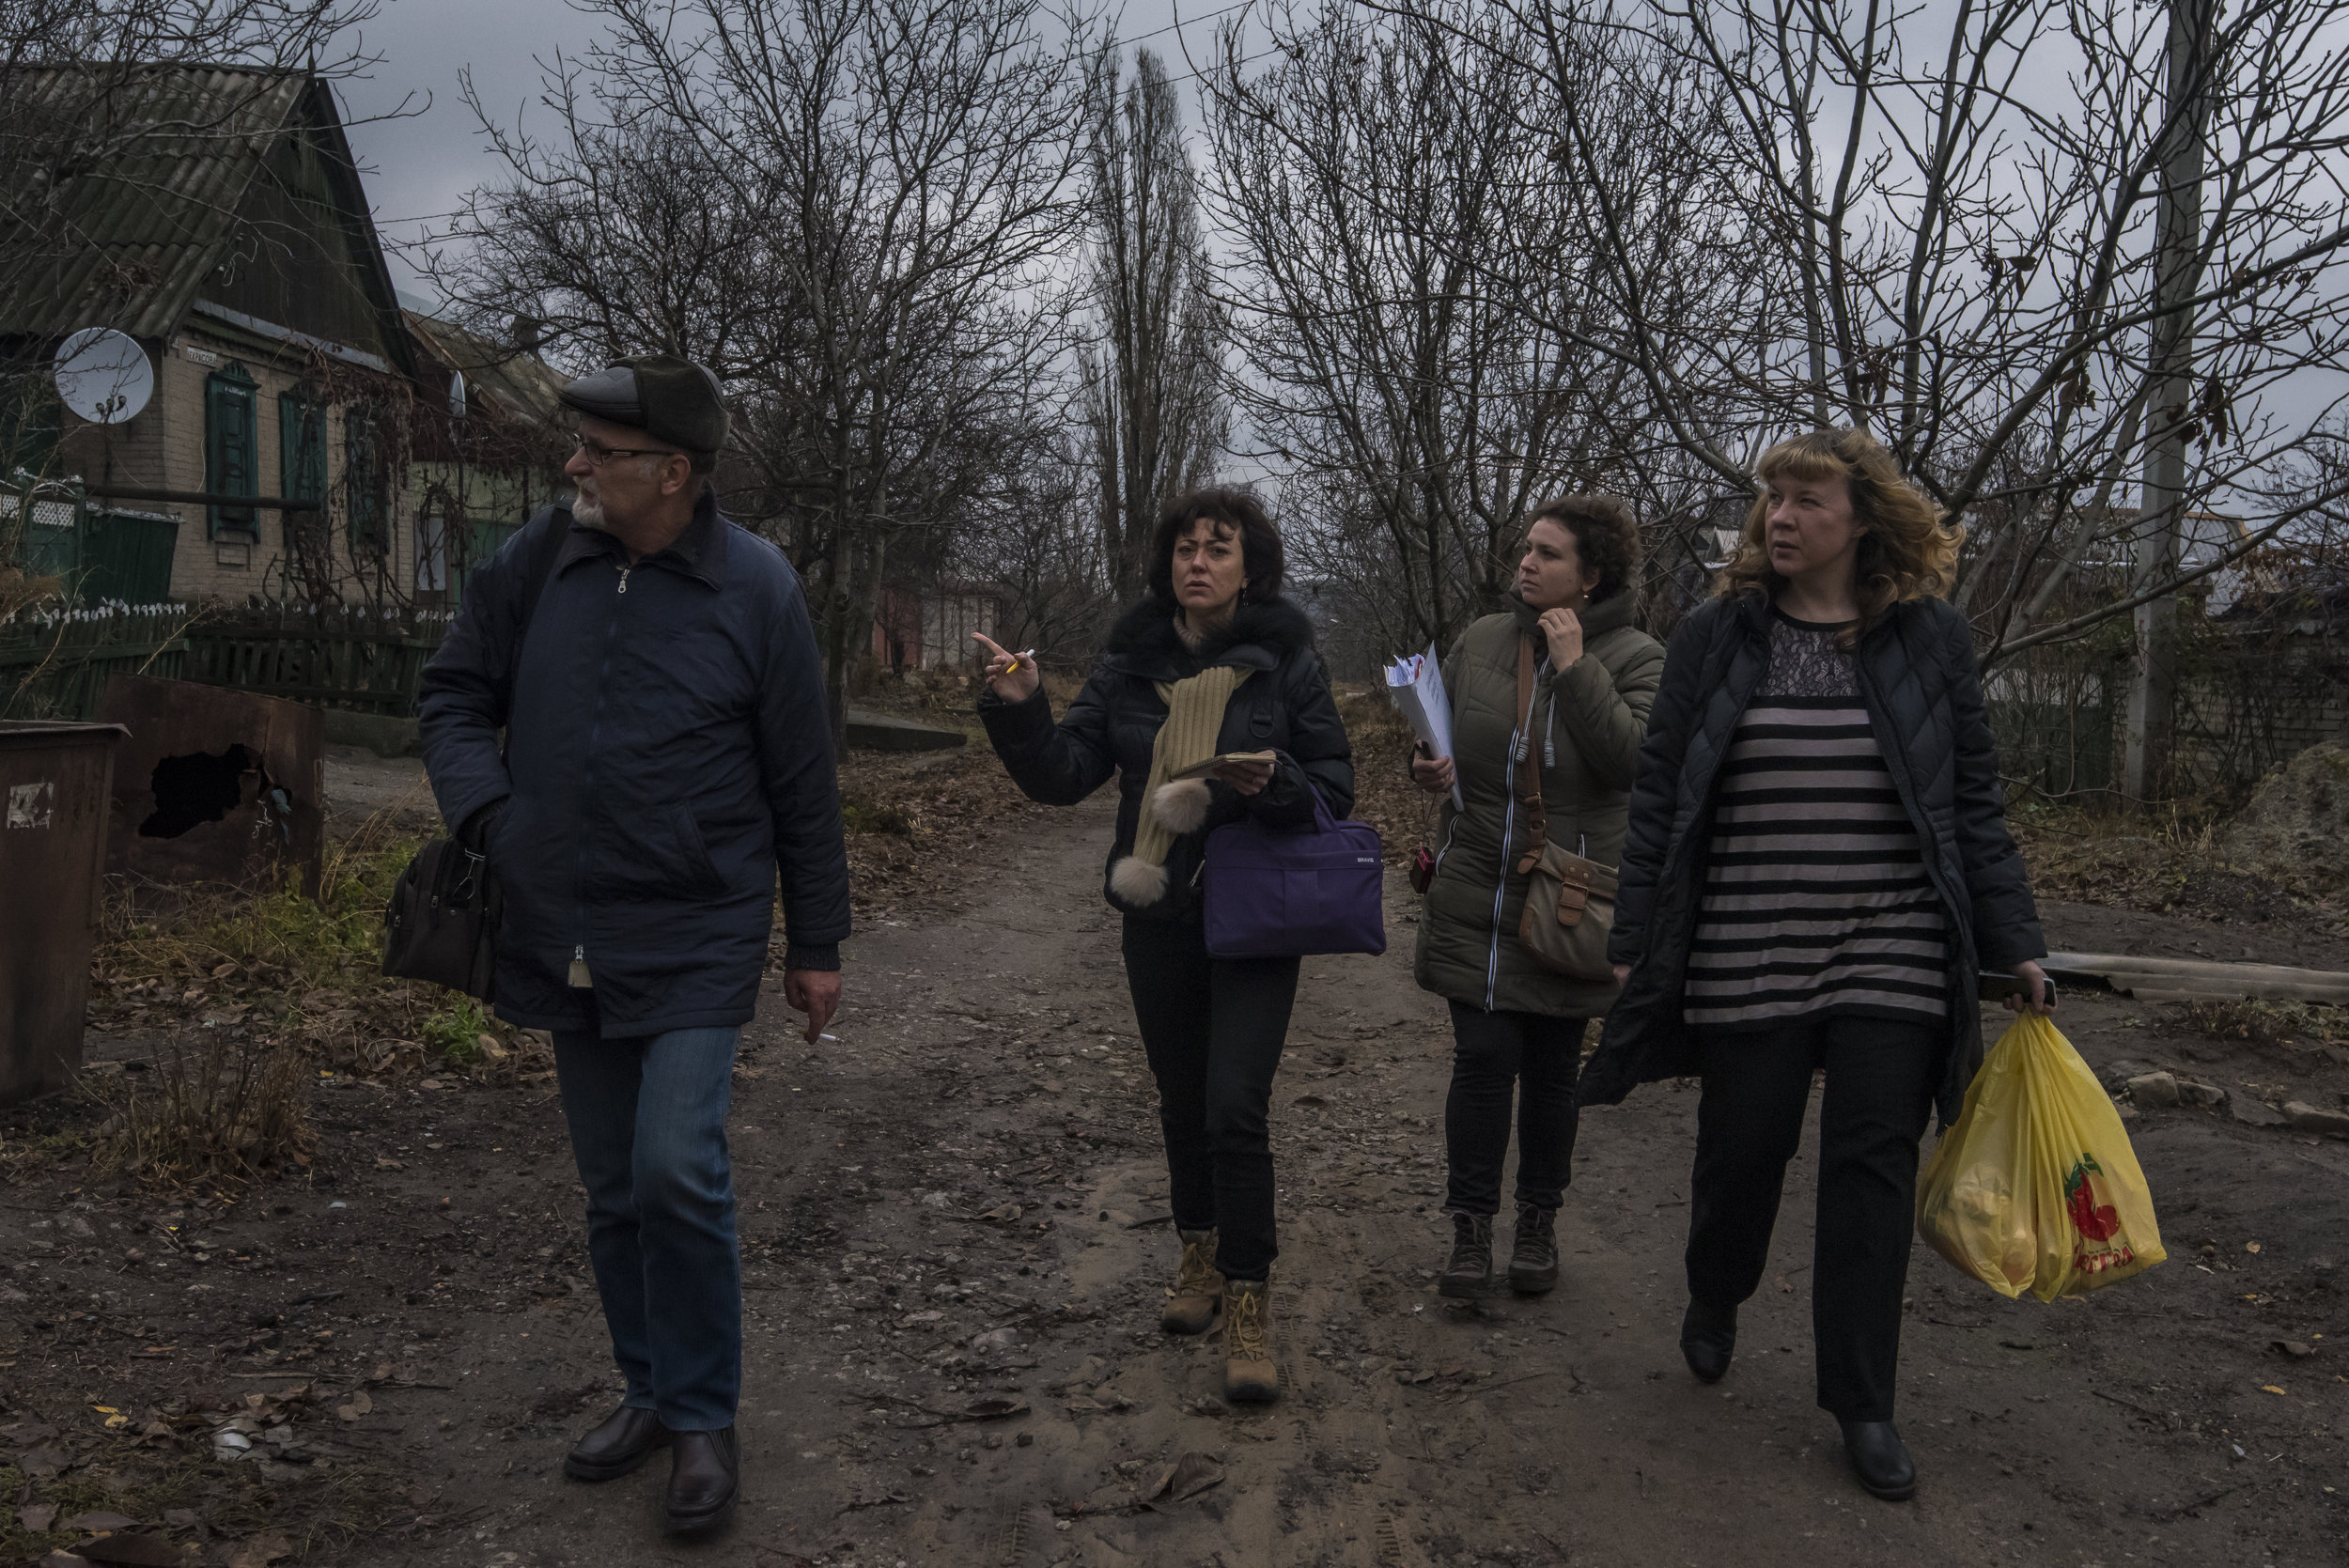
[2123,0,2217,805]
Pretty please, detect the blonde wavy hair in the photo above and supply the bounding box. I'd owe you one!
[1716,427,1964,644]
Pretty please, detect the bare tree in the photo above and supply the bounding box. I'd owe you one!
[1081,46,1229,598]
[430,0,1101,743]
[1470,0,2349,701]
[1199,1,1722,657]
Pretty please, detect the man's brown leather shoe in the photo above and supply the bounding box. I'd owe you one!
[564,1405,670,1482]
[661,1426,739,1535]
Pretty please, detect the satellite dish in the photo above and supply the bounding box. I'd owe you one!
[448,371,468,423]
[54,328,154,425]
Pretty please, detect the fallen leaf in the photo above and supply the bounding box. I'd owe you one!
[2272,1340,2316,1358]
[16,1444,72,1476]
[72,1535,183,1567]
[2261,1384,2288,1395]
[17,1503,57,1532]
[962,1397,1028,1421]
[2245,1240,2262,1252]
[65,1513,139,1532]
[226,1533,292,1568]
[1143,1451,1225,1506]
[336,1390,373,1422]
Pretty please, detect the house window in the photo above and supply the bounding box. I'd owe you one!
[204,362,258,538]
[343,401,389,555]
[278,390,327,505]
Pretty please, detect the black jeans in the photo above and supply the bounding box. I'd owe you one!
[1443,1002,1586,1217]
[1686,1013,1940,1422]
[1121,916,1300,1281]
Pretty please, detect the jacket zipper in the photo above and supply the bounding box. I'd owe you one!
[1482,659,1547,1010]
[568,560,630,985]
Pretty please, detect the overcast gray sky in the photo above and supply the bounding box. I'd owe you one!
[337,0,1251,304]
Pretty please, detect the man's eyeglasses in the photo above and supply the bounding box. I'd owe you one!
[572,434,685,468]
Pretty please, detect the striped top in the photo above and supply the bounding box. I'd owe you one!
[1683,611,1948,1030]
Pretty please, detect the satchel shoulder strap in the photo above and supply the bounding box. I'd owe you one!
[1513,632,1548,874]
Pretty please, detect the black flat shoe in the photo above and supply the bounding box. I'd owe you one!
[1840,1419,1917,1501]
[661,1426,740,1536]
[1679,1297,1736,1383]
[564,1405,670,1483]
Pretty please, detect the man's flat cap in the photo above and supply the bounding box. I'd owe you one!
[558,354,730,456]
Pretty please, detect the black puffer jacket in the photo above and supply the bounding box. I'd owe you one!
[1579,591,2046,1123]
[979,597,1354,924]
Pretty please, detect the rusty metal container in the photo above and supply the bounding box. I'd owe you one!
[96,675,324,897]
[0,720,126,1103]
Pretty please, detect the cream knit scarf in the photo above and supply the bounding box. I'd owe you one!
[1107,660,1250,907]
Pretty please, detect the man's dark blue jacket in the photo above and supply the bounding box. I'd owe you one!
[417,493,851,1039]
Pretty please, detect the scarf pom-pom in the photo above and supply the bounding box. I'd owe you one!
[1150,778,1211,834]
[1110,856,1170,906]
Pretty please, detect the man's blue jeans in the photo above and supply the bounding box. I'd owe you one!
[552,1024,741,1432]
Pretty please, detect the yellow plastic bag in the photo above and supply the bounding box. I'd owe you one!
[1916,1011,2166,1300]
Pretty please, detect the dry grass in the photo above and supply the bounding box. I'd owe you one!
[83,1031,318,1189]
[2176,996,2348,1048]
[2008,795,2344,931]
[87,800,536,1091]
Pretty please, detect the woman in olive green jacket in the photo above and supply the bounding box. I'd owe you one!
[1410,495,1664,1296]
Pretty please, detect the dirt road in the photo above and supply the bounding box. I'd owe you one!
[348,793,2345,1567]
[7,784,2345,1567]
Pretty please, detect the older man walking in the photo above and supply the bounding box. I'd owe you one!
[420,355,849,1537]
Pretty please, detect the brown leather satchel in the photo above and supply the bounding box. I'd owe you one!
[1511,633,1620,982]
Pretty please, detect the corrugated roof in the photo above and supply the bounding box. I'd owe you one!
[404,312,568,427]
[1,65,313,340]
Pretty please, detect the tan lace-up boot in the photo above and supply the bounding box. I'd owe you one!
[1161,1228,1223,1334]
[1221,1279,1279,1403]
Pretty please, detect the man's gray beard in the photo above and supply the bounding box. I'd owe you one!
[571,488,605,528]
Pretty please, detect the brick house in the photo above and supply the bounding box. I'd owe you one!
[1,64,563,607]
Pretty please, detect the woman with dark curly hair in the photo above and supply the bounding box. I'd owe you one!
[973,487,1351,1405]
[1409,495,1663,1297]
[1580,427,2052,1501]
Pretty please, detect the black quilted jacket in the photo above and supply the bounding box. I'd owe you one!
[1578,591,2046,1123]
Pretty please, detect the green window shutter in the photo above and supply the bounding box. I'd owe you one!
[278,391,326,503]
[343,401,388,554]
[205,363,258,539]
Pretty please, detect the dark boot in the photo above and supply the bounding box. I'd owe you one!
[1841,1420,1917,1500]
[1438,1213,1496,1298]
[563,1405,669,1482]
[661,1426,740,1535]
[1507,1203,1559,1294]
[1679,1297,1736,1383]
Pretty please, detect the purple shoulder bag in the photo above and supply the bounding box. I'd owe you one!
[1202,779,1386,959]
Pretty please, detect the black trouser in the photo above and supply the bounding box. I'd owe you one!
[1686,1014,1940,1422]
[1443,1002,1586,1217]
[1120,916,1300,1282]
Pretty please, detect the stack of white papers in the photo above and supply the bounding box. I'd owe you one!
[1384,644,1461,808]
